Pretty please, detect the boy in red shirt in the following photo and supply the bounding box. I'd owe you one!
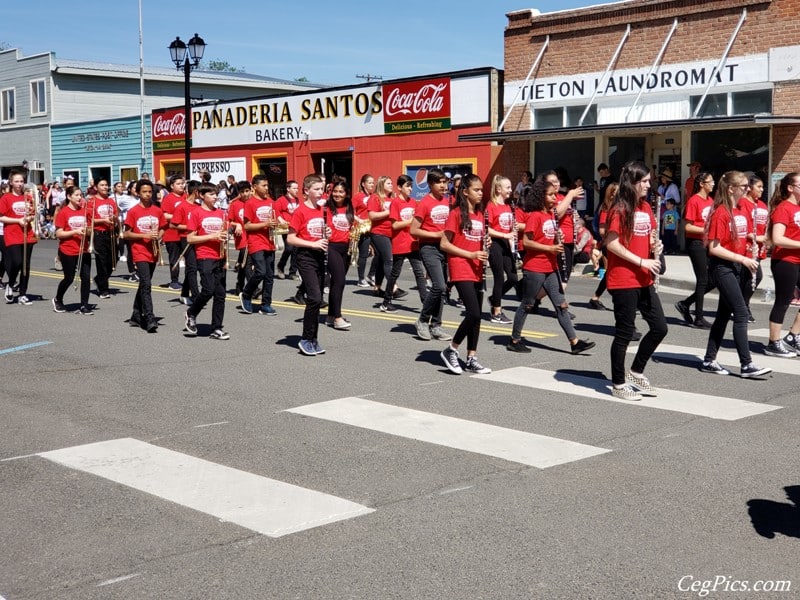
[239,174,278,315]
[183,184,230,340]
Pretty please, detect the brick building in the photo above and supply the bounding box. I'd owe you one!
[461,0,800,214]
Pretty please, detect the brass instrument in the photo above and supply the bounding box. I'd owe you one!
[21,184,41,277]
[750,207,759,292]
[149,217,161,264]
[74,201,90,290]
[652,200,662,292]
[348,219,372,266]
[220,214,229,261]
[171,242,192,272]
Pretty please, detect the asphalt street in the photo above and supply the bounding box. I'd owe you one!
[0,239,797,599]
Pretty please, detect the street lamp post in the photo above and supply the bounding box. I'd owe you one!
[168,34,206,178]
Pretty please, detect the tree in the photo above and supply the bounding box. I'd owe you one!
[202,59,245,73]
[0,41,10,51]
[294,77,310,82]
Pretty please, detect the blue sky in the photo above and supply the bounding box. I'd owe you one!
[2,0,597,85]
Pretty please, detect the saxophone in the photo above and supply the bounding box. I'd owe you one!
[348,219,372,266]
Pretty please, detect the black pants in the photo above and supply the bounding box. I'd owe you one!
[133,261,157,325]
[453,281,483,353]
[4,243,34,295]
[383,250,428,305]
[165,241,181,284]
[371,233,393,290]
[488,239,518,309]
[769,259,800,326]
[93,230,114,294]
[739,260,763,308]
[609,286,668,385]
[188,258,226,330]
[296,248,325,341]
[0,234,6,281]
[277,235,297,276]
[56,250,91,306]
[179,238,199,299]
[356,233,371,281]
[705,259,751,367]
[242,250,275,307]
[235,248,251,291]
[681,238,715,318]
[327,242,348,319]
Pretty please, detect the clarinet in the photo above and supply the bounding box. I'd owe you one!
[751,206,758,292]
[483,204,490,292]
[509,198,520,262]
[318,199,329,277]
[652,200,662,292]
[552,208,567,284]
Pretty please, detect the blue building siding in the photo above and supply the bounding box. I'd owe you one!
[51,115,152,187]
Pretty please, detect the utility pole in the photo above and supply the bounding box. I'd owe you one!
[355,73,383,83]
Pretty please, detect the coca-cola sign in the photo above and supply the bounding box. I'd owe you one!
[383,77,451,135]
[152,108,186,140]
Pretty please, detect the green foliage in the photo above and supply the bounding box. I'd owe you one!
[203,59,244,73]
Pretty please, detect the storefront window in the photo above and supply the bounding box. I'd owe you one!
[732,89,772,115]
[534,138,595,210]
[690,93,727,118]
[691,127,769,178]
[567,105,597,127]
[536,107,563,129]
[256,157,287,198]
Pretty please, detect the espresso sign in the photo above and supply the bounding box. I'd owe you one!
[383,77,451,135]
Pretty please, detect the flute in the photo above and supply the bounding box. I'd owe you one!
[552,207,567,284]
[652,200,662,292]
[482,203,490,291]
[318,199,329,276]
[74,201,90,290]
[751,207,758,292]
[509,198,520,261]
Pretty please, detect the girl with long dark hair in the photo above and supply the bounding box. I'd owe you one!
[326,179,354,330]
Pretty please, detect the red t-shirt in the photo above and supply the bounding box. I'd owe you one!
[0,192,38,246]
[367,195,393,237]
[274,194,300,222]
[558,195,576,244]
[244,197,277,253]
[414,194,450,244]
[89,195,117,233]
[606,200,655,290]
[444,208,484,283]
[515,206,527,254]
[707,206,748,256]
[124,203,165,264]
[188,206,227,260]
[684,193,714,240]
[770,200,800,264]
[161,192,185,243]
[522,210,558,273]
[171,200,198,239]
[290,201,325,242]
[352,192,372,220]
[55,204,90,256]
[227,198,248,250]
[487,201,513,235]
[737,197,768,260]
[390,197,417,254]
[328,205,350,244]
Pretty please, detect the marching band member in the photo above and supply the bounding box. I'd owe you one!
[325,179,354,329]
[506,177,595,355]
[239,174,278,315]
[737,174,768,320]
[274,180,300,280]
[183,183,230,340]
[288,173,328,356]
[352,174,375,287]
[368,175,398,299]
[123,179,165,333]
[699,171,771,378]
[0,170,38,305]
[486,174,518,323]
[439,174,492,375]
[410,168,452,342]
[170,180,201,305]
[160,175,187,290]
[53,185,93,314]
[88,177,118,299]
[227,181,251,295]
[604,161,667,401]
[379,174,427,313]
[764,172,800,357]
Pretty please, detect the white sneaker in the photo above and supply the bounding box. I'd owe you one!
[17,295,32,306]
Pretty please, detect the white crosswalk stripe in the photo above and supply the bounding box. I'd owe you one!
[286,397,610,468]
[38,438,374,537]
[480,366,781,421]
[636,343,800,376]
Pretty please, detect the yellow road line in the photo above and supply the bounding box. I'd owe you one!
[29,270,556,339]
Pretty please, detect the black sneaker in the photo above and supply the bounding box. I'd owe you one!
[571,339,596,354]
[631,329,643,342]
[589,298,608,310]
[506,339,532,353]
[393,288,408,300]
[291,291,306,305]
[764,340,797,358]
[52,298,66,313]
[440,346,462,374]
[782,333,800,356]
[740,363,772,378]
[674,300,692,324]
[209,328,230,340]
[490,312,513,324]
[379,303,398,313]
[692,317,712,329]
[747,309,755,323]
[464,356,491,374]
[699,360,730,375]
[145,321,159,333]
[184,311,198,336]
[76,305,94,315]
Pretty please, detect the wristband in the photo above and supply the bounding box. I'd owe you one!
[639,257,643,268]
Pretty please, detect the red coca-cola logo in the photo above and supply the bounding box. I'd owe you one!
[383,78,450,122]
[152,110,186,140]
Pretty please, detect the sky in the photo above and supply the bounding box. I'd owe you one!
[1,0,597,86]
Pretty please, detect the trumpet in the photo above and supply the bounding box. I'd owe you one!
[22,184,41,277]
[348,219,372,266]
[220,214,229,261]
[149,217,161,263]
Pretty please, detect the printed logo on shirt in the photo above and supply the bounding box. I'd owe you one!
[633,211,652,237]
[137,216,159,233]
[307,216,325,239]
[332,213,350,232]
[287,201,299,214]
[201,216,224,234]
[701,205,712,222]
[542,218,557,241]
[754,206,768,226]
[734,214,749,238]
[96,203,114,219]
[498,211,513,230]
[67,215,86,230]
[400,206,415,221]
[11,200,27,217]
[430,204,450,225]
[463,219,485,243]
[255,205,274,221]
[794,211,800,227]
[237,207,245,222]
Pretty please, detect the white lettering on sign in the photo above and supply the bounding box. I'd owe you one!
[153,113,186,138]
[385,83,446,117]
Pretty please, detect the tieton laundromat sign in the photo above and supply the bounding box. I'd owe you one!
[504,54,770,105]
[154,77,454,150]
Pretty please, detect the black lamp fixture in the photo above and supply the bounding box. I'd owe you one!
[168,33,206,177]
